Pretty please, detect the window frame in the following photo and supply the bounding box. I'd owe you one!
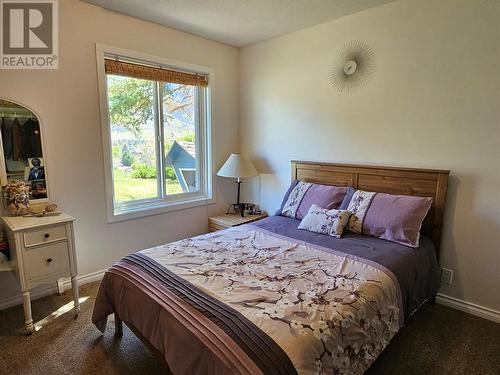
[96,44,214,223]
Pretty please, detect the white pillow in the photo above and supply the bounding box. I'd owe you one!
[298,204,352,238]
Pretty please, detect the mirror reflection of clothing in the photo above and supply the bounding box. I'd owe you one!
[22,119,42,158]
[1,118,42,161]
[11,118,23,161]
[1,117,13,159]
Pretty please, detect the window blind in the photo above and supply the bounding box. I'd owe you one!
[104,58,208,87]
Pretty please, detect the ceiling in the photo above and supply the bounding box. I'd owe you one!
[82,0,396,47]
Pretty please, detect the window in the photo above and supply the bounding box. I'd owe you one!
[96,46,213,221]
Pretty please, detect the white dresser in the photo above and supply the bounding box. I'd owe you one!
[1,212,79,334]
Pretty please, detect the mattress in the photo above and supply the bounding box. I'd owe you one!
[92,216,439,374]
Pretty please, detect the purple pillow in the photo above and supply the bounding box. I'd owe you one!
[280,181,347,220]
[344,189,432,247]
[296,184,347,219]
[339,187,356,210]
[275,180,299,216]
[362,193,432,247]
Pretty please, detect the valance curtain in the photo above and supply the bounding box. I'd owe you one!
[104,58,208,87]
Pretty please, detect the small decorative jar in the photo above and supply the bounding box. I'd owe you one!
[2,180,30,216]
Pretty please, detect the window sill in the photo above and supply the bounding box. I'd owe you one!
[108,194,215,223]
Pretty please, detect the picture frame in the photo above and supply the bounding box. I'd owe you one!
[30,180,47,199]
[24,157,45,181]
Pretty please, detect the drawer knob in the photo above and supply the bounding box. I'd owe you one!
[44,233,50,239]
[47,258,53,263]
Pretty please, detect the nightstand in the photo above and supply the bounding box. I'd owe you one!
[208,213,268,232]
[1,212,79,334]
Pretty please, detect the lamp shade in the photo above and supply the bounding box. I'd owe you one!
[217,154,258,179]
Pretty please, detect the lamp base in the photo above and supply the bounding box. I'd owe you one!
[235,179,243,217]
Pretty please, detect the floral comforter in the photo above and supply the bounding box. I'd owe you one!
[93,224,402,375]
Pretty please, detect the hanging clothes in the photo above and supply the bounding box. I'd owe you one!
[1,117,13,159]
[21,119,42,158]
[11,118,23,161]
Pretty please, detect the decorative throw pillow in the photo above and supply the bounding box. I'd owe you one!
[280,181,347,220]
[344,190,433,247]
[298,204,352,238]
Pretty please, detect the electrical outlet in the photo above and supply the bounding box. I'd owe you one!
[441,268,453,285]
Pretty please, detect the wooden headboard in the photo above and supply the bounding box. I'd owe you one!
[291,161,450,254]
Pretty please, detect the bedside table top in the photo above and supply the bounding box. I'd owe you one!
[209,213,267,227]
[1,212,75,232]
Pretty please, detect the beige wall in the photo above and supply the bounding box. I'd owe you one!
[0,0,239,300]
[240,0,500,311]
[1,0,499,316]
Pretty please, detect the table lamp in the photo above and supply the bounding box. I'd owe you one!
[217,154,258,216]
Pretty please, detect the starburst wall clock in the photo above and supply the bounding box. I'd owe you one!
[329,40,375,93]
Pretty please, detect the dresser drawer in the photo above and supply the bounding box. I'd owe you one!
[23,225,67,248]
[24,241,70,280]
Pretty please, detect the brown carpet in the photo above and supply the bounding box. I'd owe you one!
[0,281,499,375]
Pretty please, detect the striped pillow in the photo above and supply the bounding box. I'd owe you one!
[344,190,433,247]
[280,181,347,220]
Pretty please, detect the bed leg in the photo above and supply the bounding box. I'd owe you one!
[114,313,123,337]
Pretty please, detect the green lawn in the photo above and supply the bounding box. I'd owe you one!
[113,168,182,202]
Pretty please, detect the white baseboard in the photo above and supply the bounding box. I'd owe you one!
[0,269,106,311]
[436,293,500,324]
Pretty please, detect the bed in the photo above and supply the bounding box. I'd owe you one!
[92,161,450,374]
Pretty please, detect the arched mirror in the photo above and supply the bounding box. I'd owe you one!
[0,99,49,202]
